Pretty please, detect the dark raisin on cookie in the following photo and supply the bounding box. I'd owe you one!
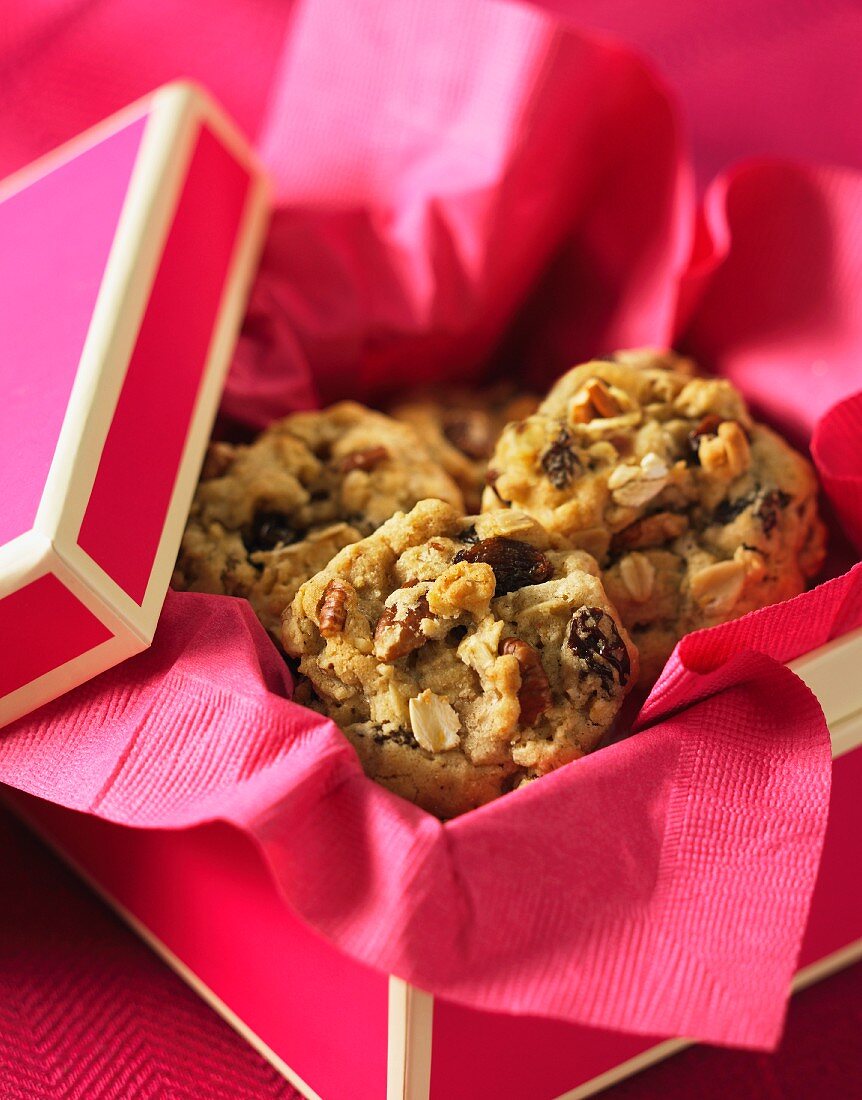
[454,537,553,596]
[457,524,480,544]
[292,676,320,707]
[567,606,631,692]
[540,430,580,489]
[756,489,792,534]
[244,510,299,553]
[712,491,756,526]
[371,728,420,749]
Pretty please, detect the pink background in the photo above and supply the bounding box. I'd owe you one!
[1,2,859,185]
[0,1,860,1097]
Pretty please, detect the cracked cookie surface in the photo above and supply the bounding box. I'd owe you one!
[484,353,826,684]
[390,384,538,512]
[282,499,637,818]
[172,403,464,636]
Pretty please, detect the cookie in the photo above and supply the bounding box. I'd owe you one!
[282,499,638,817]
[601,346,698,375]
[484,354,826,684]
[390,384,539,512]
[172,402,464,636]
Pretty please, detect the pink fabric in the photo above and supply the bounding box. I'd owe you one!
[2,0,862,1051]
[540,0,862,185]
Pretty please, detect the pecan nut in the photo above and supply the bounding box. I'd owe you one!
[454,537,553,596]
[340,446,389,473]
[501,638,552,727]
[374,596,431,661]
[317,578,353,637]
[610,510,688,552]
[571,378,623,423]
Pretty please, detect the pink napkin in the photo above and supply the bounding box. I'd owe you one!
[2,0,862,1051]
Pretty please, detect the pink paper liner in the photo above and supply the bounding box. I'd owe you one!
[2,0,862,1051]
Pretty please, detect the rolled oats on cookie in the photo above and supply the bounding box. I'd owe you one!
[484,351,826,684]
[172,403,464,637]
[282,499,638,818]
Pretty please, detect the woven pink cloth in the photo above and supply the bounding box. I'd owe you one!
[2,0,862,1050]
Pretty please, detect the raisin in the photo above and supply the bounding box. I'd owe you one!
[685,414,723,465]
[540,430,580,489]
[244,510,298,553]
[567,606,631,692]
[454,537,553,596]
[371,728,419,749]
[756,489,791,535]
[292,677,319,707]
[457,524,480,544]
[712,492,756,526]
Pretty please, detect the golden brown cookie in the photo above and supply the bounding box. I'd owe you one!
[282,500,638,817]
[484,353,826,684]
[173,403,464,636]
[390,384,539,511]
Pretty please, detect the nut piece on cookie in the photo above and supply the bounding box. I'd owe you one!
[172,402,464,637]
[484,351,826,685]
[282,499,638,818]
[390,384,539,512]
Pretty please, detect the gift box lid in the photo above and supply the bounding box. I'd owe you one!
[0,81,270,728]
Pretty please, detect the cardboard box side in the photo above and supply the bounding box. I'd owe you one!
[788,625,862,736]
[73,123,259,606]
[0,113,149,548]
[0,538,143,728]
[106,117,269,639]
[36,88,199,562]
[47,86,268,644]
[388,978,434,1100]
